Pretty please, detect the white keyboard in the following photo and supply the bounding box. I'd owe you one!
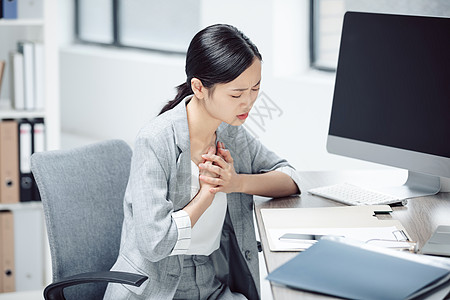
[308,183,407,206]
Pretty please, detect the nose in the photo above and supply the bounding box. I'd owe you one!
[243,92,256,107]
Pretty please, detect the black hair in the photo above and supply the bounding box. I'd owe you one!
[158,24,262,115]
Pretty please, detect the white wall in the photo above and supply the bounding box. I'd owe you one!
[59,0,388,171]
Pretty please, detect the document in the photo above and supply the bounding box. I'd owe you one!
[269,226,413,251]
[261,206,411,251]
[266,238,450,300]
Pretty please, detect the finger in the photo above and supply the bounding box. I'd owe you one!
[209,186,222,194]
[199,163,223,177]
[201,154,227,168]
[217,147,234,163]
[208,146,215,155]
[199,174,224,186]
[215,142,224,158]
[202,146,216,164]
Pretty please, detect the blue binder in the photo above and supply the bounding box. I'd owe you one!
[267,239,450,300]
[2,0,17,19]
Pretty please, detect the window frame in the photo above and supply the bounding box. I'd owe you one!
[74,0,187,55]
[309,0,339,73]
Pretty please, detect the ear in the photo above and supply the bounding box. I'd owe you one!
[191,78,206,100]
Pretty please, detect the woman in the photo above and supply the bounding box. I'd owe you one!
[104,24,300,300]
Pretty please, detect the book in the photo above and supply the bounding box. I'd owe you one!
[267,238,450,300]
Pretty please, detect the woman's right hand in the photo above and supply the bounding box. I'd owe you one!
[199,146,218,194]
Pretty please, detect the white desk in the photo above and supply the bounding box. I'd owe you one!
[254,170,450,299]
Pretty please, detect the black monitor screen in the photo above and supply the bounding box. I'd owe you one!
[329,12,450,159]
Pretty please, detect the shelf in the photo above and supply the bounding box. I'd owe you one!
[0,109,46,119]
[0,19,44,26]
[0,100,45,119]
[0,201,42,211]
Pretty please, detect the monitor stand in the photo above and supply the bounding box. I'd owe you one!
[376,171,441,200]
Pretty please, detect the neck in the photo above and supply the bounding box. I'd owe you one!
[186,95,221,143]
[187,96,221,162]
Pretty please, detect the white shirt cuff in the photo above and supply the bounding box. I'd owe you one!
[169,210,191,256]
[274,166,301,194]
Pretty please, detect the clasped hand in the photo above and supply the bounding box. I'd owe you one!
[198,141,241,194]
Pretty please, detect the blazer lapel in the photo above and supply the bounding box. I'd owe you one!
[171,99,192,210]
[217,123,244,246]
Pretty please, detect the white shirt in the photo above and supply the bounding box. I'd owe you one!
[170,161,227,256]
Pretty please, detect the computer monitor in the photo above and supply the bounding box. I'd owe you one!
[327,12,450,199]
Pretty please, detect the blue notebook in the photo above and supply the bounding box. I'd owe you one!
[266,239,450,300]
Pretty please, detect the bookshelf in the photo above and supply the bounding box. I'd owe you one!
[0,0,60,294]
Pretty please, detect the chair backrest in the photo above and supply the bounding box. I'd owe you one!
[31,140,132,300]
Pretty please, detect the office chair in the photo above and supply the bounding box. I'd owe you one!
[30,140,147,300]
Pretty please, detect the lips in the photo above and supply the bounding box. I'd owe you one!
[237,112,249,120]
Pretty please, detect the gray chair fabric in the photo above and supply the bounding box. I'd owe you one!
[31,140,134,300]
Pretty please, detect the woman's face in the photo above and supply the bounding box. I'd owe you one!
[204,59,262,126]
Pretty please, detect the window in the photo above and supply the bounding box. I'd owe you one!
[311,0,450,71]
[75,0,201,53]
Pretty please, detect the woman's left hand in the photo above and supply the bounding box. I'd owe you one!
[198,141,242,194]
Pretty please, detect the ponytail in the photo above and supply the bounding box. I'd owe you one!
[158,82,192,116]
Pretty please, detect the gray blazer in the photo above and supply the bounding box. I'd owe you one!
[104,98,296,300]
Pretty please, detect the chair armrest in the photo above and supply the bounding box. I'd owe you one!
[44,271,148,300]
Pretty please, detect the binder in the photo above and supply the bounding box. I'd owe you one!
[13,209,43,291]
[17,41,35,110]
[32,118,45,153]
[33,42,45,110]
[9,51,25,110]
[0,60,5,97]
[17,0,43,19]
[267,238,450,300]
[0,120,20,204]
[0,211,15,293]
[31,118,45,201]
[18,119,34,201]
[2,0,17,19]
